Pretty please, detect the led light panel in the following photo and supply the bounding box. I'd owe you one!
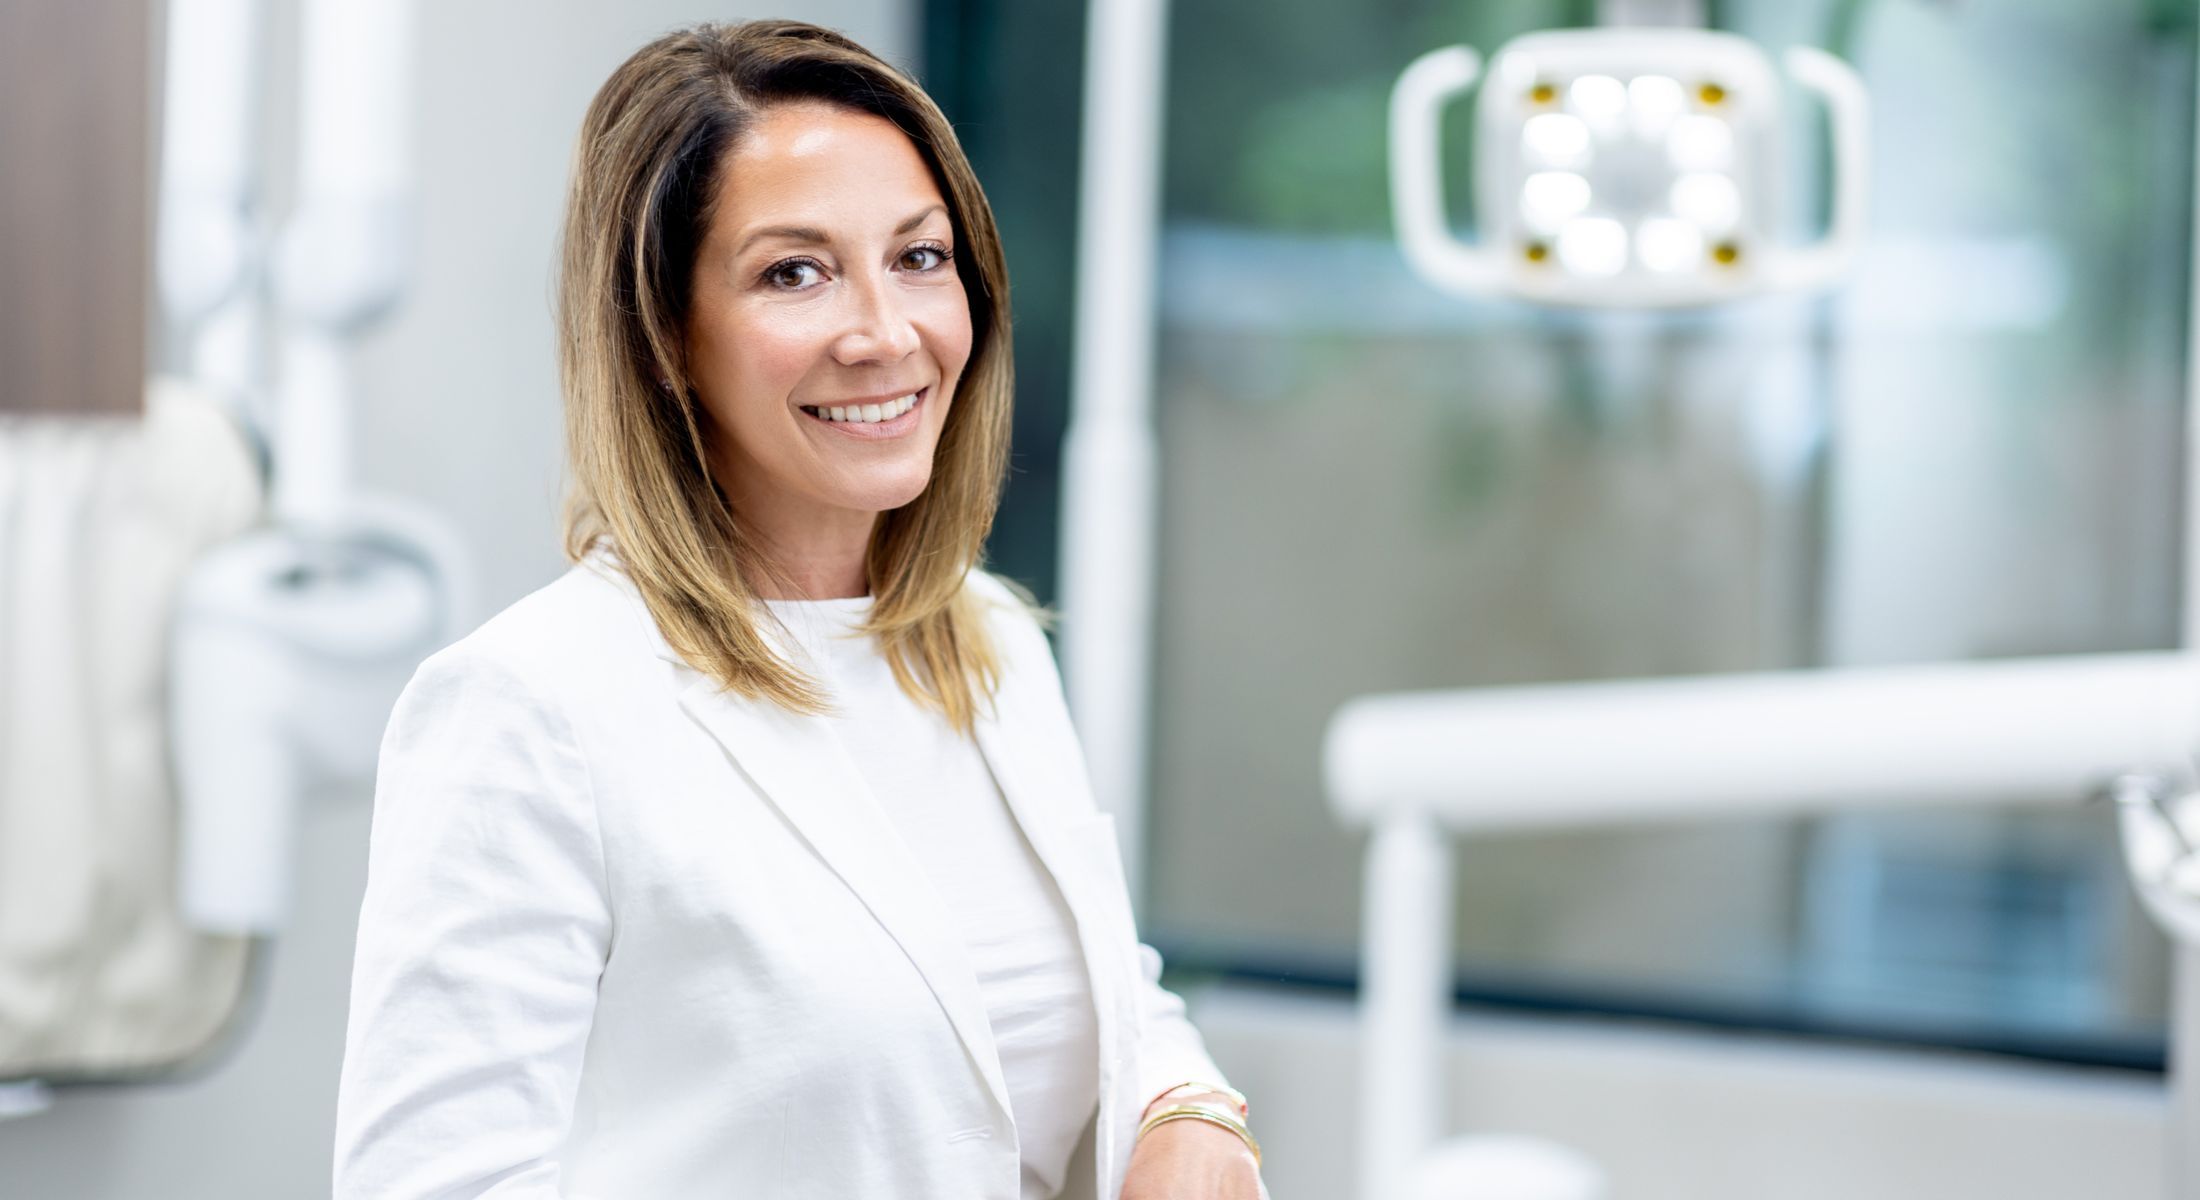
[1389,28,1869,307]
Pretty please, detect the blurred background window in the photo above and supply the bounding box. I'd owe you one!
[929,0,2197,1070]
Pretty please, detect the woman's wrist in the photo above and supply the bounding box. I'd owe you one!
[1135,1079,1259,1167]
[1141,1088,1240,1124]
[1140,1079,1249,1122]
[1136,1100,1262,1167]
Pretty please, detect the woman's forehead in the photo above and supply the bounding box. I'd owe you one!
[714,104,945,246]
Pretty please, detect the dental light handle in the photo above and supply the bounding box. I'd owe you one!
[1388,46,1500,297]
[1766,45,1870,294]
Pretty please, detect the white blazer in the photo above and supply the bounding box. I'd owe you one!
[332,543,1235,1199]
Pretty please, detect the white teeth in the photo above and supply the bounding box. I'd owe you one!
[809,391,921,423]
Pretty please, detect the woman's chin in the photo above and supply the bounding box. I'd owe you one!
[829,471,935,515]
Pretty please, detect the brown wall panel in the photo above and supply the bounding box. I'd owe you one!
[0,0,153,415]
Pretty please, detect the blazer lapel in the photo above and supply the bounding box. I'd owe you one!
[584,543,1127,1182]
[669,665,1019,1126]
[971,697,1134,1192]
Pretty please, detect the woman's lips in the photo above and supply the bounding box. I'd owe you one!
[799,387,926,440]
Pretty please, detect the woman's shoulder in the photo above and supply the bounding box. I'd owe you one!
[415,553,668,705]
[962,566,1053,645]
[961,564,1029,612]
[424,555,1047,694]
[959,567,1071,709]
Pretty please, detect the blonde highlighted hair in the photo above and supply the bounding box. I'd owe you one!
[557,19,1036,734]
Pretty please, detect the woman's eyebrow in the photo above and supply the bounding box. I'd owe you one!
[733,204,946,257]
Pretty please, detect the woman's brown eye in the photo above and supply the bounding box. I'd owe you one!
[765,260,821,289]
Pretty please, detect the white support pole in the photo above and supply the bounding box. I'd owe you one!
[1357,810,1455,1200]
[274,0,418,531]
[1060,0,1171,904]
[157,0,263,403]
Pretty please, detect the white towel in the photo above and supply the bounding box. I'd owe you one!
[0,377,263,1078]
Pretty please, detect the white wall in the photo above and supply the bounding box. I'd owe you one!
[0,3,910,1196]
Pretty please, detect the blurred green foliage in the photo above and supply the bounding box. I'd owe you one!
[1166,1,1593,234]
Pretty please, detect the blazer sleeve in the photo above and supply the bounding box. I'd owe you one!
[332,644,612,1200]
[1132,942,1270,1198]
[1131,939,1234,1110]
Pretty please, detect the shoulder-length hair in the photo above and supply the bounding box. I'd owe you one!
[557,19,1037,735]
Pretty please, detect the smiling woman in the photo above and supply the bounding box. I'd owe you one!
[684,102,972,581]
[332,18,1263,1200]
[553,21,1017,733]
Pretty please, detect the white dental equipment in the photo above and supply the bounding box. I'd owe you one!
[2112,775,2200,948]
[158,0,263,404]
[2110,770,2200,1199]
[1326,653,2200,1200]
[1388,28,1869,308]
[163,0,470,936]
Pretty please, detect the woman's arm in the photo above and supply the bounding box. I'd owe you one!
[332,646,612,1199]
[1130,941,1234,1114]
[1123,940,1266,1197]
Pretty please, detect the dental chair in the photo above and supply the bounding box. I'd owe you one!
[1325,654,2200,1199]
[0,377,264,1094]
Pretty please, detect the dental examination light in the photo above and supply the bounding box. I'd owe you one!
[1389,29,1869,308]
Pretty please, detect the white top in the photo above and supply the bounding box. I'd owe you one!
[764,594,1101,1200]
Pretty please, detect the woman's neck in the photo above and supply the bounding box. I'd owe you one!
[757,560,869,601]
[737,505,877,600]
[711,450,885,600]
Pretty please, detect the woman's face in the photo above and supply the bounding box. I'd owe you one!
[685,101,972,535]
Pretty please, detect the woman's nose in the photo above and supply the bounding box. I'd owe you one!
[831,269,922,365]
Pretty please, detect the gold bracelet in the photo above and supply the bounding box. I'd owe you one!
[1136,1102,1262,1167]
[1143,1078,1250,1117]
